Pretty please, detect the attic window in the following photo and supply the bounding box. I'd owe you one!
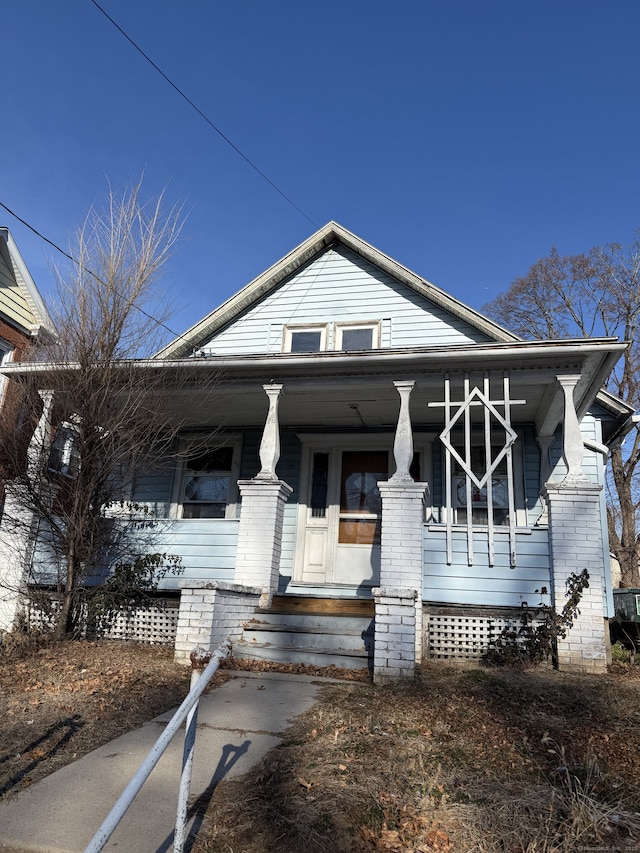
[283,324,327,353]
[335,322,380,351]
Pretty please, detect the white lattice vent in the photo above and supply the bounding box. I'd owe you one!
[25,599,178,646]
[103,605,178,645]
[427,613,531,660]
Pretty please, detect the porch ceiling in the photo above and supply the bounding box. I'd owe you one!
[3,338,629,436]
[147,343,626,435]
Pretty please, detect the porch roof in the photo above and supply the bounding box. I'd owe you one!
[2,337,631,440]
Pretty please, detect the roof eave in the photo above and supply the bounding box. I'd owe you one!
[155,222,520,359]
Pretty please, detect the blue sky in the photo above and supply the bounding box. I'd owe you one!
[2,1,639,347]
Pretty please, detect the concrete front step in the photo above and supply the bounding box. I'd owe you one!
[232,639,371,670]
[236,604,374,671]
[249,611,374,633]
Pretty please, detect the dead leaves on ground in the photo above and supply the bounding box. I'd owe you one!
[361,793,452,851]
[0,640,191,799]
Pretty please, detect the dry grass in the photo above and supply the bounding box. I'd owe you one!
[2,636,640,852]
[191,663,640,853]
[0,634,195,799]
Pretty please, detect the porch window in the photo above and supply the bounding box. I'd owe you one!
[48,423,81,478]
[310,452,329,518]
[452,443,510,526]
[430,373,525,567]
[181,445,237,519]
[338,450,387,546]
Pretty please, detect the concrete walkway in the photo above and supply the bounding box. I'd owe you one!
[0,670,324,853]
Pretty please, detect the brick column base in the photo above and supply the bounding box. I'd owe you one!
[174,581,262,663]
[544,481,609,674]
[378,482,427,663]
[372,587,418,683]
[233,479,293,603]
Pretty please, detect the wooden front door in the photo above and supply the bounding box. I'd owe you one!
[295,445,389,587]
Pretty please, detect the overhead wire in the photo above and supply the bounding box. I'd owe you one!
[1,2,321,350]
[89,0,319,230]
[0,199,187,345]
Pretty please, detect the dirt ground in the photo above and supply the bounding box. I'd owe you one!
[2,637,640,852]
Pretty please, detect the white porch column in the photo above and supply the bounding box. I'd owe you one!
[557,375,590,485]
[27,390,54,479]
[233,384,292,606]
[257,384,283,480]
[375,379,428,675]
[542,374,609,673]
[390,380,415,482]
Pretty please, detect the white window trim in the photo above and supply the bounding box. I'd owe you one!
[0,339,14,404]
[282,324,328,353]
[48,421,81,479]
[169,435,242,520]
[333,321,381,351]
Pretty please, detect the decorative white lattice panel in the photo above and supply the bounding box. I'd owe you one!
[427,614,533,660]
[24,598,178,646]
[103,604,179,645]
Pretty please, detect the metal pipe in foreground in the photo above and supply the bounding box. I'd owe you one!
[84,640,231,853]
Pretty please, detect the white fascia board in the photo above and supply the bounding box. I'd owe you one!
[2,337,627,381]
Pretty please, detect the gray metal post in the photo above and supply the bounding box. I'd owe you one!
[173,648,213,853]
[84,640,231,853]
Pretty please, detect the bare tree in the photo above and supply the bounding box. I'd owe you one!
[0,179,212,638]
[483,233,640,587]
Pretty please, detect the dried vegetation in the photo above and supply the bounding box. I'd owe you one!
[193,662,640,853]
[1,637,640,852]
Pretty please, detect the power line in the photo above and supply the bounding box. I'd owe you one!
[0,199,187,344]
[89,0,319,230]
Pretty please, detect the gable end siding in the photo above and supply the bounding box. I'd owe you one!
[200,247,493,355]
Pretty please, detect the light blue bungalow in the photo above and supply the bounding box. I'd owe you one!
[2,223,634,679]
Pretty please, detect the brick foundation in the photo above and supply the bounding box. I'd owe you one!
[372,587,418,683]
[378,482,427,665]
[544,481,609,673]
[174,581,261,663]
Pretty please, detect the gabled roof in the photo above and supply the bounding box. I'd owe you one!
[156,222,520,359]
[0,228,55,340]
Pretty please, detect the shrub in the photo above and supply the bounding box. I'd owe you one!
[482,570,589,668]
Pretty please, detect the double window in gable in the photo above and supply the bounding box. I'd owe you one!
[283,321,380,353]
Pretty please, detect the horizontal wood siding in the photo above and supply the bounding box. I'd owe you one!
[521,427,543,525]
[121,519,239,589]
[238,428,261,480]
[131,468,174,517]
[203,247,492,354]
[275,430,301,578]
[423,527,551,607]
[0,249,35,331]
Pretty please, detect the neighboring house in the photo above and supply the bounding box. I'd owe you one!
[0,228,54,629]
[1,223,634,679]
[0,228,54,480]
